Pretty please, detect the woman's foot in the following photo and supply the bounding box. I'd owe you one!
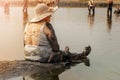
[82,57,90,67]
[80,45,91,57]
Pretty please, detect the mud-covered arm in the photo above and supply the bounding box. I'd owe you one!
[45,22,60,52]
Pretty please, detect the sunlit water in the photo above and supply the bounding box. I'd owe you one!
[0,7,120,80]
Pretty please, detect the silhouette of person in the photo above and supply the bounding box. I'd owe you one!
[88,0,95,15]
[4,0,10,14]
[107,0,113,16]
[23,0,28,12]
[23,10,28,29]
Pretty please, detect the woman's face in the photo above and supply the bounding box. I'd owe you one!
[44,15,51,22]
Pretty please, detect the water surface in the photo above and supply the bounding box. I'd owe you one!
[0,7,120,80]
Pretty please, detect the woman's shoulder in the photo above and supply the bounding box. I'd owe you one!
[45,22,53,29]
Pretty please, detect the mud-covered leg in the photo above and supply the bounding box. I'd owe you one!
[48,53,54,63]
[81,57,90,66]
[79,45,91,57]
[69,46,91,66]
[62,46,72,62]
[61,45,91,61]
[46,51,60,63]
[65,45,91,61]
[48,45,91,63]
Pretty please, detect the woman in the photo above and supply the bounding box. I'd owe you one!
[24,3,91,63]
[24,3,59,62]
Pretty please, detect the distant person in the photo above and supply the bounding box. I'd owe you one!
[114,5,120,14]
[46,0,54,7]
[23,0,28,12]
[46,0,57,7]
[56,0,59,7]
[88,0,95,15]
[23,10,28,29]
[4,0,10,14]
[24,3,91,63]
[46,0,58,12]
[38,0,43,3]
[107,0,113,16]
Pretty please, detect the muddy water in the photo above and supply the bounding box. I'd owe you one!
[0,7,120,80]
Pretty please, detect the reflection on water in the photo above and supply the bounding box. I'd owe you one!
[116,14,120,18]
[88,13,95,30]
[23,65,65,80]
[0,7,24,61]
[106,13,112,33]
[4,8,9,15]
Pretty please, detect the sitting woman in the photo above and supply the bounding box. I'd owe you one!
[114,5,120,14]
[24,3,91,63]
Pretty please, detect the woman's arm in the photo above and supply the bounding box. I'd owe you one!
[44,22,60,52]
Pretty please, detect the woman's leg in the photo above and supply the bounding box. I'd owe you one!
[47,45,91,63]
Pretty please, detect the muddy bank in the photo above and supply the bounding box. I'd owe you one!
[0,60,64,74]
[0,59,89,79]
[0,60,65,79]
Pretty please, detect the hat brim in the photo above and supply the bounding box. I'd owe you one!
[30,6,58,22]
[30,12,53,22]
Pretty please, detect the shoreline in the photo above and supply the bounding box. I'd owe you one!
[59,2,120,7]
[0,1,120,7]
[0,60,87,79]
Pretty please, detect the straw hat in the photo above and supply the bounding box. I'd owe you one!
[30,3,58,22]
